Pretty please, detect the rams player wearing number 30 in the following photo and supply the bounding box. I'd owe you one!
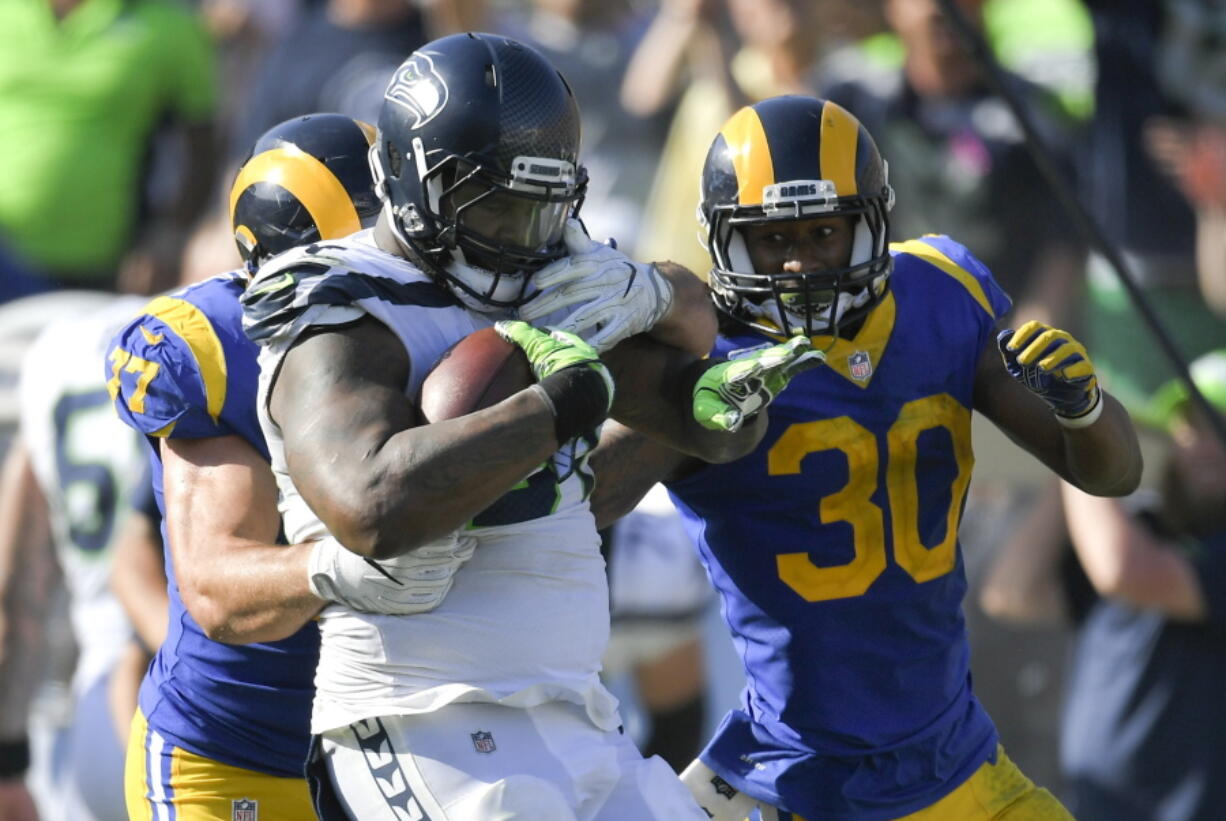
[590,95,1144,821]
[105,114,430,820]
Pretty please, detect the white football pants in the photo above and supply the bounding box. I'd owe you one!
[319,701,709,820]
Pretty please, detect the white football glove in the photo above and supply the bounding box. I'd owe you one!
[518,219,674,352]
[307,534,477,615]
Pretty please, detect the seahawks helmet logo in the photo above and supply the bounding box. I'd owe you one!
[385,53,449,130]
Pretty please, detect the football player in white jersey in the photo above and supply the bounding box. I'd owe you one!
[0,292,150,821]
[241,33,820,820]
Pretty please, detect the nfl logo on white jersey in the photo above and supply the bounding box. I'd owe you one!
[471,730,496,754]
[849,350,873,381]
[232,798,258,821]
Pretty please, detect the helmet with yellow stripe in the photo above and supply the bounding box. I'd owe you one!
[699,95,895,337]
[230,113,381,272]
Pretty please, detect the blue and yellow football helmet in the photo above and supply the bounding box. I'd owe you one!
[229,113,381,272]
[699,95,895,337]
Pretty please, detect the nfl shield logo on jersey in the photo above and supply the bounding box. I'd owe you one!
[471,730,496,754]
[232,798,258,821]
[849,350,873,381]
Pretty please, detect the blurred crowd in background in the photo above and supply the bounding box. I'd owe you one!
[1,0,1224,819]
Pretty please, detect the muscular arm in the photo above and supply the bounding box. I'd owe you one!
[161,435,322,644]
[1061,481,1207,620]
[588,420,699,530]
[603,335,765,464]
[270,316,562,560]
[110,508,168,651]
[973,338,1143,496]
[645,262,719,358]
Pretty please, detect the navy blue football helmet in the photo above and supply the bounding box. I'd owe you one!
[372,33,587,311]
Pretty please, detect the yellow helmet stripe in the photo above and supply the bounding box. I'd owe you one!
[721,107,775,206]
[228,146,361,242]
[144,296,228,424]
[819,100,859,197]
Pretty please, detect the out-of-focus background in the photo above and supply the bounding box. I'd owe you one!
[1,1,1225,819]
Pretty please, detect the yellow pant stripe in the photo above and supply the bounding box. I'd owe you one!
[125,708,314,821]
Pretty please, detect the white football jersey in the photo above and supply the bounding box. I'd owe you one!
[247,233,619,735]
[17,293,148,693]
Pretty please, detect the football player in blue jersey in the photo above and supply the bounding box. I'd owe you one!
[588,95,1144,820]
[106,114,433,821]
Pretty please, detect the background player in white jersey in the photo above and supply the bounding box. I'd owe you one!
[0,293,151,821]
[241,33,818,820]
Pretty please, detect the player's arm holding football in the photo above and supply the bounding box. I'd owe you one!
[974,320,1142,496]
[269,315,611,561]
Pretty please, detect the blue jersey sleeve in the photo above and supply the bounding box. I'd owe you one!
[106,302,232,439]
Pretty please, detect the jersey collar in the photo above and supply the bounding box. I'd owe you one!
[810,291,896,388]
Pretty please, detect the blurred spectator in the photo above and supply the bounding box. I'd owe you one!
[0,0,219,302]
[629,0,827,273]
[600,484,710,773]
[1146,0,1226,317]
[982,351,1226,821]
[0,293,153,821]
[822,0,1084,327]
[498,0,667,245]
[1079,0,1226,418]
[228,0,425,165]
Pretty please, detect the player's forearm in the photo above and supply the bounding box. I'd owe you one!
[300,390,560,560]
[645,263,718,358]
[179,539,322,644]
[1058,393,1143,497]
[605,340,764,463]
[590,421,693,529]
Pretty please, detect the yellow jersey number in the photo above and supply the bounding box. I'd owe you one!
[767,393,974,602]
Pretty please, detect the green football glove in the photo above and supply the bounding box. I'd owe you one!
[694,335,826,432]
[495,320,615,443]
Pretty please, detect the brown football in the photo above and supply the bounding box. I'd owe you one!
[418,327,535,422]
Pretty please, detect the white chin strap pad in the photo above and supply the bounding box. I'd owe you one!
[444,256,525,313]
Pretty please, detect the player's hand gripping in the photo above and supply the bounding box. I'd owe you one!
[693,335,826,432]
[494,320,616,444]
[997,320,1102,427]
[308,534,476,615]
[518,219,673,352]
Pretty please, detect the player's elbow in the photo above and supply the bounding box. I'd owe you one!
[321,496,439,561]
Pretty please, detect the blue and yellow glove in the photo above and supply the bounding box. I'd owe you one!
[998,320,1102,427]
[693,335,826,432]
[495,320,615,444]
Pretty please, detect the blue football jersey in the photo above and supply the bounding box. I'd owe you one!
[106,272,318,778]
[667,236,1012,820]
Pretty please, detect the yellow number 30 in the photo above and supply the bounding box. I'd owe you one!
[767,393,974,602]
